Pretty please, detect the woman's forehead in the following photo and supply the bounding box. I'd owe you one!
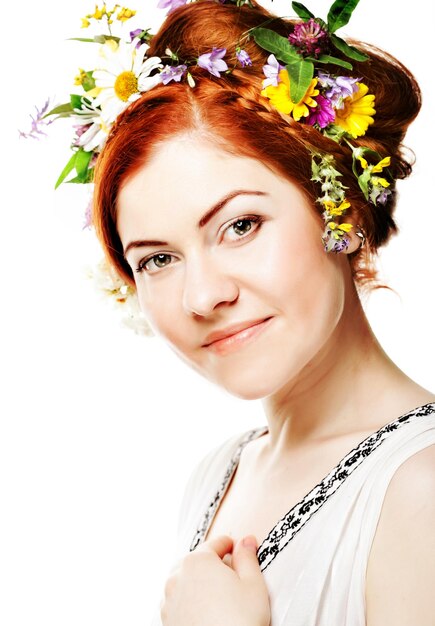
[118,137,280,214]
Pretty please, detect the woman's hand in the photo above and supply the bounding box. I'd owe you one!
[160,534,271,626]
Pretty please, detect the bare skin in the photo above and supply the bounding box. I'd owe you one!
[117,135,435,625]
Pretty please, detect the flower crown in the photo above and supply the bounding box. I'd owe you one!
[21,0,393,333]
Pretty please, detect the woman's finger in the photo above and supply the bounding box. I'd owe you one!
[195,534,234,559]
[231,536,262,581]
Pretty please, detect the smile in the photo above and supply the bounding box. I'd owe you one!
[203,317,274,356]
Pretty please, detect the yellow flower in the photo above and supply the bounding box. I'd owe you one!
[74,68,87,86]
[117,7,136,21]
[372,176,390,188]
[357,154,391,172]
[90,4,106,20]
[323,200,351,217]
[261,69,319,121]
[372,156,391,173]
[334,82,376,138]
[357,155,368,169]
[328,222,354,236]
[81,17,91,28]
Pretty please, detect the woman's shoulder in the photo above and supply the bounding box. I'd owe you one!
[365,441,435,624]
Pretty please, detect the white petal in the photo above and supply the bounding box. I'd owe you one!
[138,73,163,92]
[93,69,117,81]
[138,56,163,77]
[78,123,107,152]
[101,98,128,124]
[93,88,115,109]
[132,43,148,75]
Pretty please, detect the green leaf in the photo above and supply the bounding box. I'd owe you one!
[66,172,93,184]
[67,37,96,43]
[55,152,77,189]
[286,59,314,103]
[81,71,96,92]
[314,54,353,70]
[43,102,73,118]
[327,0,361,33]
[251,27,301,63]
[291,1,315,20]
[75,148,93,178]
[70,94,83,110]
[330,34,369,61]
[357,170,371,199]
[67,35,120,44]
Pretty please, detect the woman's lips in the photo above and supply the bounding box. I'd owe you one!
[204,317,274,355]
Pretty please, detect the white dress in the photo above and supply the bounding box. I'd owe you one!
[151,401,435,625]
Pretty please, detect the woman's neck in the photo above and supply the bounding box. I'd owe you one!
[260,285,434,460]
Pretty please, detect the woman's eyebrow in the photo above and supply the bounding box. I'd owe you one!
[123,189,268,258]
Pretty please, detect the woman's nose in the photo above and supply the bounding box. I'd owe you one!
[181,253,239,317]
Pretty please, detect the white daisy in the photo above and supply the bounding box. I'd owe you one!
[85,257,154,337]
[93,39,164,123]
[71,97,110,153]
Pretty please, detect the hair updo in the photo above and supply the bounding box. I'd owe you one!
[93,0,421,291]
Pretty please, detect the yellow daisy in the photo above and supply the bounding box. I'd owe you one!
[334,82,376,138]
[261,69,319,121]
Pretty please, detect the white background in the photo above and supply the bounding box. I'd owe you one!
[2,1,434,624]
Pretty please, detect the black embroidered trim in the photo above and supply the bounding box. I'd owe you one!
[189,427,266,555]
[190,402,435,572]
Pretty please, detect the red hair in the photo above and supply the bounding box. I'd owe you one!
[93,0,421,291]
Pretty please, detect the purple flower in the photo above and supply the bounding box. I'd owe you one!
[130,28,143,38]
[370,186,392,206]
[157,0,188,14]
[129,28,145,49]
[197,47,228,78]
[322,229,350,253]
[160,64,188,84]
[306,94,335,128]
[18,99,53,140]
[236,48,252,67]
[316,71,360,109]
[288,18,328,58]
[262,54,284,87]
[332,236,350,252]
[72,123,92,147]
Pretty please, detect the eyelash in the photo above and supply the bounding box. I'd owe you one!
[134,214,264,275]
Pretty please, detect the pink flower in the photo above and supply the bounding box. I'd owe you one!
[288,18,328,58]
[306,94,335,128]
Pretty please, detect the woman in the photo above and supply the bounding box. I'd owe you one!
[89,0,435,624]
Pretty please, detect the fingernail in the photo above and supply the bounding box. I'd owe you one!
[242,535,258,552]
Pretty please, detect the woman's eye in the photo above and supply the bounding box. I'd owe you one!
[223,215,263,241]
[135,215,263,275]
[135,253,174,274]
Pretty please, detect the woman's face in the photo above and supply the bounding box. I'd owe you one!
[117,135,352,400]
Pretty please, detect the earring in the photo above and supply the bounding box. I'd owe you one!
[355,225,366,249]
